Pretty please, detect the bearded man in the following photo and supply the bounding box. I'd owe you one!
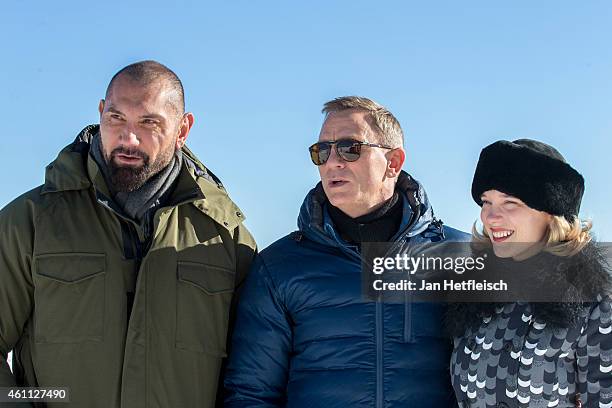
[0,60,255,408]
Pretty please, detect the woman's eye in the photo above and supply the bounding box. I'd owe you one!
[481,199,491,206]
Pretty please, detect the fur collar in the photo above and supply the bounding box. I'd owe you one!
[445,242,612,337]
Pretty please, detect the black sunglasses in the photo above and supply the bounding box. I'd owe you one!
[309,139,393,165]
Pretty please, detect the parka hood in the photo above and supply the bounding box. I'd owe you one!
[41,124,246,231]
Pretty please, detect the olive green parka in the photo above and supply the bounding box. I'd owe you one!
[0,125,256,407]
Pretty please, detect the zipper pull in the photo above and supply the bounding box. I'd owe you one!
[432,217,445,240]
[290,231,303,242]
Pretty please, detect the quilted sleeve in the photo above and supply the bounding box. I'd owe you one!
[223,255,292,407]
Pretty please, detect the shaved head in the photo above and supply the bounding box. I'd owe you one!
[105,60,185,115]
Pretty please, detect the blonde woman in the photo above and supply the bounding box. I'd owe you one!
[448,139,611,408]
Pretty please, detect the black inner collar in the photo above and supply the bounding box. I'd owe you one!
[327,191,403,246]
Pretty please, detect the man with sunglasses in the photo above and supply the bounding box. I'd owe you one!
[225,96,468,407]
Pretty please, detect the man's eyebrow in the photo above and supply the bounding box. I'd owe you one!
[140,113,165,121]
[105,106,165,121]
[106,106,124,115]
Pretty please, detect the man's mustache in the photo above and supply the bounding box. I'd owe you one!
[110,147,148,161]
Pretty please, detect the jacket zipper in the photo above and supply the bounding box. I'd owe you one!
[403,300,413,343]
[333,238,385,408]
[125,221,147,408]
[95,190,201,408]
[380,238,414,344]
[127,223,143,268]
[96,198,147,407]
[376,297,384,408]
[328,220,438,408]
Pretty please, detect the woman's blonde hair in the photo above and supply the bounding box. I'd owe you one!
[472,215,592,257]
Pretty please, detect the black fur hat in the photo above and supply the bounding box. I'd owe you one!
[471,139,584,220]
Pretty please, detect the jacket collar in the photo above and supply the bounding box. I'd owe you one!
[41,125,245,231]
[297,171,437,248]
[445,242,612,336]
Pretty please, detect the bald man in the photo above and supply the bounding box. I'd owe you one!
[0,60,255,408]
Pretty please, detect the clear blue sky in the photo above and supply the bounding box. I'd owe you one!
[1,1,610,247]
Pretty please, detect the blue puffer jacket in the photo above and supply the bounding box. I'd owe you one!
[225,172,469,407]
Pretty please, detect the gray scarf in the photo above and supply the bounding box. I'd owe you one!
[90,133,183,225]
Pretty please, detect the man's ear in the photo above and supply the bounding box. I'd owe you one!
[386,147,406,178]
[176,112,195,149]
[98,99,105,116]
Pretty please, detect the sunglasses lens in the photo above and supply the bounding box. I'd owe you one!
[309,143,331,165]
[336,140,361,162]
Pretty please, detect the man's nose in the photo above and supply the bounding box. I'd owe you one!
[119,123,140,146]
[325,145,345,168]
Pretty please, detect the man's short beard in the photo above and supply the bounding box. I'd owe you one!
[104,143,176,193]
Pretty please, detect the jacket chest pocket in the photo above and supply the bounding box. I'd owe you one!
[175,261,235,356]
[33,253,106,343]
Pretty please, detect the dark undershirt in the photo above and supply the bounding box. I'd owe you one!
[327,192,403,246]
